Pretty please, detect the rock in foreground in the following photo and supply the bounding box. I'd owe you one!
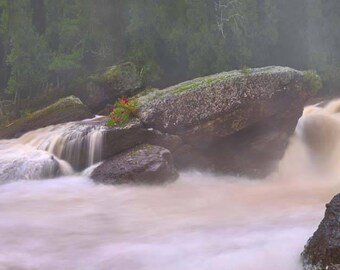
[138,66,319,177]
[91,145,178,185]
[302,194,340,269]
[0,96,93,139]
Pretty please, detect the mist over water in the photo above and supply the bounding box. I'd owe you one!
[1,102,340,269]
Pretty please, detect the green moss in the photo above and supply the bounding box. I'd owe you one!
[241,66,252,77]
[103,66,122,81]
[137,71,242,106]
[128,144,154,157]
[90,62,139,86]
[26,96,84,121]
[304,70,322,95]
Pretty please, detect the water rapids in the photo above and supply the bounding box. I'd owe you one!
[0,101,340,269]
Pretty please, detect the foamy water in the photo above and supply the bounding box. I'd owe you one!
[0,101,340,270]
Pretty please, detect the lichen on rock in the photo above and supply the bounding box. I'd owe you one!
[303,70,322,95]
[136,66,316,177]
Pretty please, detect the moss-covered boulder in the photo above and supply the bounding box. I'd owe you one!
[0,96,93,139]
[138,66,320,177]
[83,62,143,112]
[302,194,340,270]
[91,144,178,185]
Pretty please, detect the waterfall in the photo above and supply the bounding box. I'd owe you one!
[0,117,106,181]
[0,102,340,269]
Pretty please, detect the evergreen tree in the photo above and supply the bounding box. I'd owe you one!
[6,0,49,101]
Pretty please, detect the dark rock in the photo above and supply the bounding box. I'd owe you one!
[0,96,93,139]
[82,62,143,112]
[302,194,340,269]
[91,144,179,185]
[144,129,183,153]
[101,118,153,160]
[97,104,115,116]
[100,117,184,161]
[138,66,320,177]
[329,265,340,270]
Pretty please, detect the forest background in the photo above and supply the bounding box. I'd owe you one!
[0,0,338,122]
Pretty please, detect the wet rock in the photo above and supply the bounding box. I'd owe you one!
[100,117,184,161]
[0,96,93,139]
[0,149,62,182]
[82,62,143,112]
[302,194,340,269]
[138,66,320,177]
[91,144,178,185]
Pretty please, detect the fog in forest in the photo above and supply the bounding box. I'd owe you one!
[0,0,339,124]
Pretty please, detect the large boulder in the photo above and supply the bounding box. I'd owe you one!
[83,62,143,112]
[302,194,340,270]
[0,96,93,139]
[91,144,179,185]
[138,66,320,177]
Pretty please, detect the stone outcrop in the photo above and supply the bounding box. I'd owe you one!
[91,144,178,185]
[98,117,183,161]
[302,194,340,270]
[0,66,319,183]
[82,62,143,112]
[137,66,319,177]
[0,96,93,139]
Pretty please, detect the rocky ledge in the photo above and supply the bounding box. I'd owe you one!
[302,194,340,270]
[0,96,93,139]
[137,66,319,177]
[91,144,178,185]
[0,66,320,184]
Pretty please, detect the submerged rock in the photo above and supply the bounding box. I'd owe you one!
[91,144,178,185]
[82,62,143,112]
[302,194,340,269]
[138,66,319,177]
[0,148,63,182]
[0,96,93,139]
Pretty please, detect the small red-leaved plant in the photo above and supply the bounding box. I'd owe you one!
[107,97,138,127]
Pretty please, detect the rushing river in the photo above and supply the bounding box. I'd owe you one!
[0,101,340,270]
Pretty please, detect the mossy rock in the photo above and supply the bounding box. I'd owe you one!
[137,71,241,106]
[137,66,315,177]
[91,144,179,185]
[303,70,322,95]
[90,62,142,90]
[83,62,143,112]
[0,96,93,139]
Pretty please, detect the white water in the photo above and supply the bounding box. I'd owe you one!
[0,102,340,270]
[0,117,105,180]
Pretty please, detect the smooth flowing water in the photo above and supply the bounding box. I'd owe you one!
[0,101,340,270]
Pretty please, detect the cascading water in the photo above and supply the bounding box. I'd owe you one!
[0,117,106,181]
[0,101,340,269]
